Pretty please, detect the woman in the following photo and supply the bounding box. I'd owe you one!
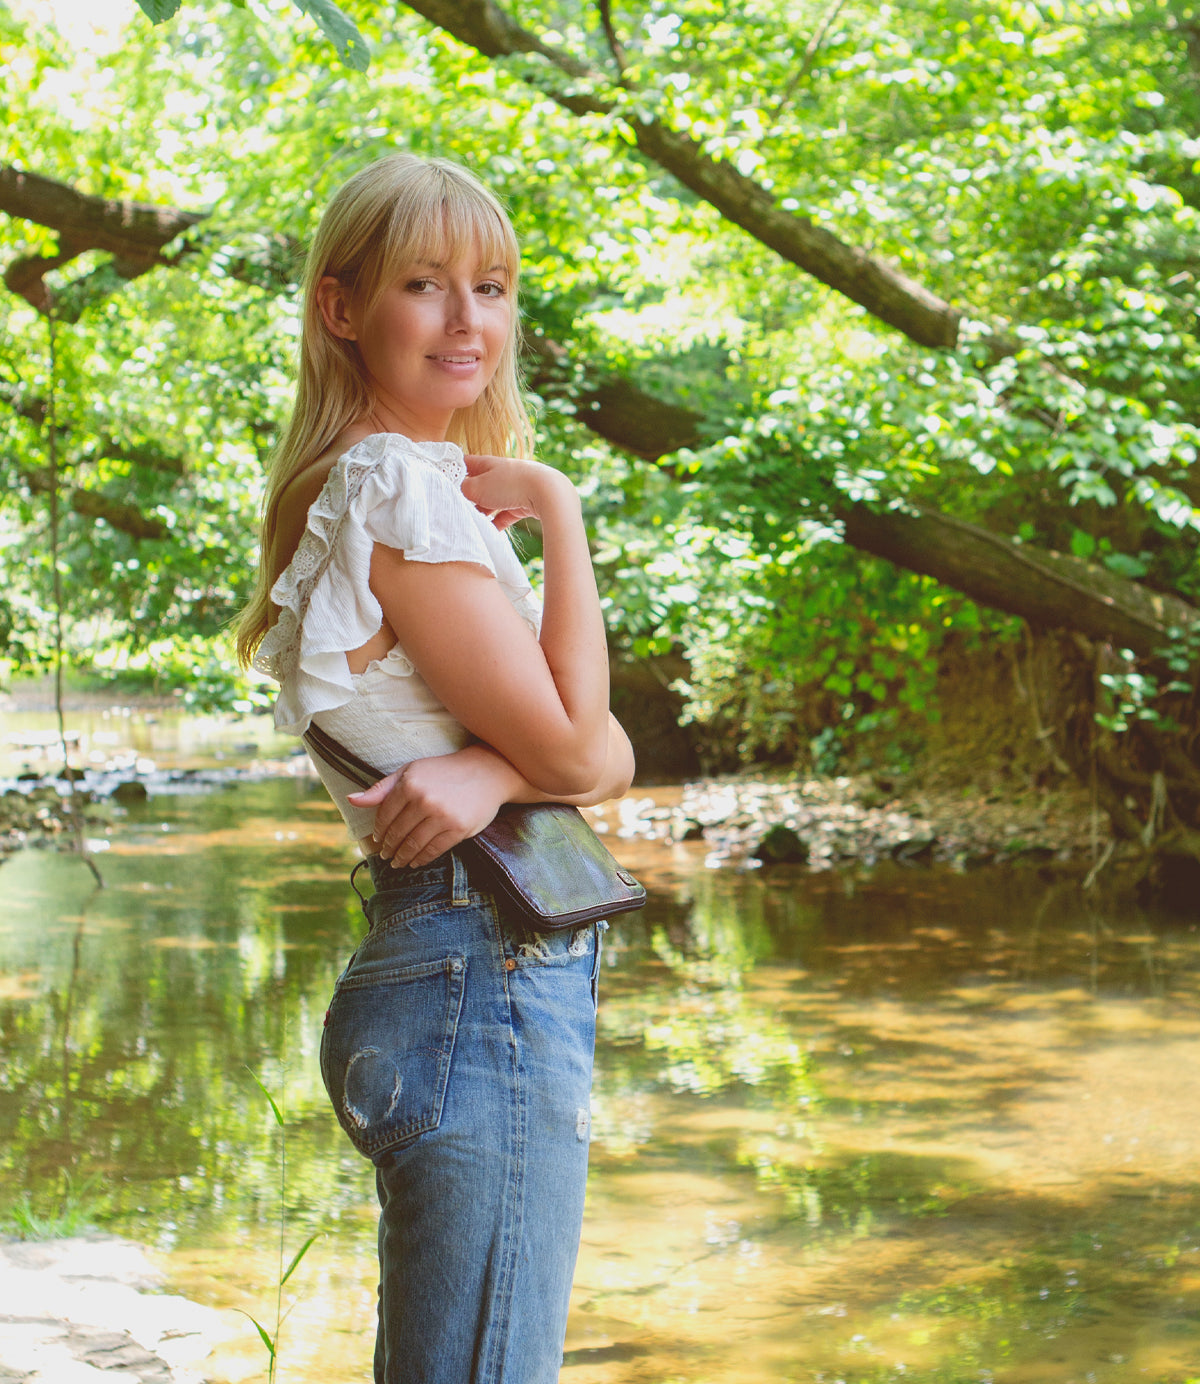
[235,153,635,1384]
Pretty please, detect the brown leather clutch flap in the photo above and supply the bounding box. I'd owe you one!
[458,802,646,929]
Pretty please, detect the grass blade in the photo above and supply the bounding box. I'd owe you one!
[281,1233,321,1287]
[246,1067,284,1127]
[237,1310,276,1359]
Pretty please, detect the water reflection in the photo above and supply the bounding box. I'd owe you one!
[2,780,1199,1382]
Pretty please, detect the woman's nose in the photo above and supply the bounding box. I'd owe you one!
[447,286,481,333]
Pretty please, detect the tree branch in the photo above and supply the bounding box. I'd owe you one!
[0,376,48,427]
[0,164,295,319]
[522,332,708,456]
[84,438,187,475]
[398,0,965,349]
[0,165,203,312]
[21,466,171,540]
[596,0,627,76]
[836,500,1199,661]
[768,0,850,131]
[0,166,201,258]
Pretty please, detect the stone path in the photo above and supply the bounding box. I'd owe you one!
[0,1236,233,1383]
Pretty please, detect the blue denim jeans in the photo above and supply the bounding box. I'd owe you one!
[319,849,604,1384]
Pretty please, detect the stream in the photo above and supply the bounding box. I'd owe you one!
[1,709,1198,1383]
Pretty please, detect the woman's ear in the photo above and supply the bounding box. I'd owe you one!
[316,276,358,340]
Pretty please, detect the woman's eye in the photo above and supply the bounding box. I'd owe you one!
[406,278,438,293]
[477,281,506,297]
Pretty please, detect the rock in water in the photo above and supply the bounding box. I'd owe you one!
[751,824,809,864]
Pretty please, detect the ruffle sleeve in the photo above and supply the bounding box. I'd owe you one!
[253,433,541,734]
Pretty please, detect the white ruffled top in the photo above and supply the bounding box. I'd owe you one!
[253,432,542,839]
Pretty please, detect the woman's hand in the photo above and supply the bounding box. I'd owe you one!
[347,746,520,867]
[461,453,576,531]
[348,720,632,868]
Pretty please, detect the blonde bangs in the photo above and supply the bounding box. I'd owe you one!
[362,165,521,313]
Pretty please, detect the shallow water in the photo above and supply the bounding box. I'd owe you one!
[1,733,1199,1383]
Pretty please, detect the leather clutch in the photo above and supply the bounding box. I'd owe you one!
[457,801,645,928]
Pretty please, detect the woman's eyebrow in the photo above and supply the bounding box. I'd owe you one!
[407,261,508,275]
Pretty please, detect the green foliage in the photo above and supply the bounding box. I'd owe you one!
[3,1174,110,1239]
[1096,623,1200,735]
[290,0,370,70]
[135,0,183,20]
[4,0,1200,763]
[581,401,1000,765]
[135,0,370,69]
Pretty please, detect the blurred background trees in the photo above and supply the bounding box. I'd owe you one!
[3,0,1199,862]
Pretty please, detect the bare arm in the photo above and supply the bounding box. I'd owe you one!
[348,452,623,863]
[499,714,635,807]
[367,455,609,797]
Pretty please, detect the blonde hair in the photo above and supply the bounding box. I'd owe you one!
[235,153,535,667]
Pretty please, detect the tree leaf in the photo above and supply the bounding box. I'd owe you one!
[134,0,184,20]
[281,1232,321,1286]
[291,0,370,71]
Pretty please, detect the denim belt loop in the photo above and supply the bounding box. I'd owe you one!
[350,857,373,914]
[450,850,470,907]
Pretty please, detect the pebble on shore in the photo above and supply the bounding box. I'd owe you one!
[2,762,1107,874]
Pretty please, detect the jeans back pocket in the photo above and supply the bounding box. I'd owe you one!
[320,954,466,1160]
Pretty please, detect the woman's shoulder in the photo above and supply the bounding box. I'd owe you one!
[279,427,373,516]
[267,429,383,577]
[268,459,336,586]
[283,431,462,511]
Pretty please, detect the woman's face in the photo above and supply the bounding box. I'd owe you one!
[328,248,513,441]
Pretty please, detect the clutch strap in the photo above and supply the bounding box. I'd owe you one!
[303,721,385,791]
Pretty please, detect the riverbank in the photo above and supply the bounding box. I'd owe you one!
[1,689,1119,874]
[0,1235,238,1383]
[0,747,1110,874]
[593,772,1106,870]
[0,756,1109,873]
